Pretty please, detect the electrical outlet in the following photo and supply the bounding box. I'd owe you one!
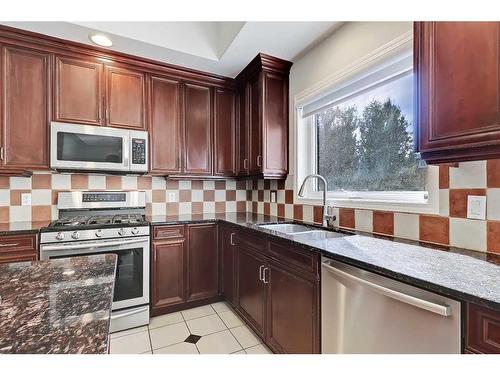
[168,192,177,202]
[467,195,486,220]
[21,193,32,206]
[270,190,277,203]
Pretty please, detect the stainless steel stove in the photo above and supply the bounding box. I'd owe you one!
[40,191,150,333]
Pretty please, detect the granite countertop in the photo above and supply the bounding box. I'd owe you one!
[148,213,500,311]
[0,254,117,354]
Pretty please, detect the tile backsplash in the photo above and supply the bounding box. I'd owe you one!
[247,160,500,255]
[0,172,248,222]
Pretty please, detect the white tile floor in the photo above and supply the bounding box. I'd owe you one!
[109,302,272,354]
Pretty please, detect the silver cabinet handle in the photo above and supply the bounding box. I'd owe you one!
[243,158,248,170]
[230,233,235,246]
[259,265,265,281]
[321,261,452,317]
[263,267,269,284]
[257,155,262,167]
[0,242,19,247]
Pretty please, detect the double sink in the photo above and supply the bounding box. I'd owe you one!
[258,223,352,241]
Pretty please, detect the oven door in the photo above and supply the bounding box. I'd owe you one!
[40,237,149,310]
[50,122,130,172]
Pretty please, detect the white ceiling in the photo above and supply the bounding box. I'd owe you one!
[0,21,341,77]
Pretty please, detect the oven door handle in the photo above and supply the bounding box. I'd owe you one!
[41,238,147,252]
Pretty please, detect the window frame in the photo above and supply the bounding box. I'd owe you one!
[293,31,440,215]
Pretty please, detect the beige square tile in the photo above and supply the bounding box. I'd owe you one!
[9,206,31,222]
[0,190,10,206]
[51,174,71,189]
[487,188,500,220]
[439,189,450,216]
[211,301,230,314]
[355,209,373,233]
[230,326,262,349]
[31,189,51,205]
[181,305,216,321]
[196,330,242,354]
[231,350,247,354]
[394,213,419,241]
[88,175,106,190]
[152,177,166,190]
[149,322,190,349]
[153,342,198,354]
[186,314,227,336]
[10,177,31,190]
[450,218,487,252]
[152,203,166,216]
[218,309,244,328]
[245,344,272,354]
[449,161,487,188]
[149,312,184,329]
[110,325,148,339]
[122,176,138,190]
[110,331,151,354]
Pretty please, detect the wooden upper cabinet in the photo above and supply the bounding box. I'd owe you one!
[1,45,50,170]
[105,65,146,130]
[248,75,262,175]
[415,22,500,163]
[213,88,237,176]
[149,75,182,174]
[54,56,102,125]
[183,83,212,175]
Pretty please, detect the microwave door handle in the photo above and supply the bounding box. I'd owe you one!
[123,136,130,168]
[41,238,146,252]
[321,261,452,317]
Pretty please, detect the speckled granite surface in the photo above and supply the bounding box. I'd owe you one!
[0,254,116,354]
[148,213,500,311]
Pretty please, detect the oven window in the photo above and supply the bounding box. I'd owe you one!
[51,248,144,302]
[57,132,123,163]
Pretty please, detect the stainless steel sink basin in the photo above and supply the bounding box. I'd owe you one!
[258,223,315,234]
[290,230,348,241]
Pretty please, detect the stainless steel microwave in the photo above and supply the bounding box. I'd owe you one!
[50,122,148,173]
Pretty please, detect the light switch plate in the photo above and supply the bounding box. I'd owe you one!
[168,192,177,202]
[270,190,277,203]
[21,193,32,206]
[467,195,486,220]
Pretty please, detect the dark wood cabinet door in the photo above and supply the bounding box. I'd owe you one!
[0,233,37,264]
[262,72,288,176]
[415,22,500,163]
[151,238,186,312]
[266,262,319,353]
[186,223,218,301]
[213,88,237,176]
[466,303,500,354]
[237,86,248,175]
[1,45,50,170]
[104,65,146,130]
[219,224,235,304]
[54,56,102,125]
[149,75,182,174]
[236,245,266,336]
[247,75,262,175]
[183,83,212,175]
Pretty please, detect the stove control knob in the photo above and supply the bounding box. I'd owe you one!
[55,232,64,241]
[118,228,126,236]
[131,227,139,235]
[71,231,80,240]
[95,229,103,238]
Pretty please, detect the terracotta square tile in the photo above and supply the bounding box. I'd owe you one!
[339,208,355,229]
[138,176,152,190]
[32,205,52,221]
[419,215,449,245]
[285,190,293,204]
[439,165,450,189]
[32,174,51,189]
[293,204,303,220]
[236,201,246,212]
[236,180,246,190]
[264,202,270,215]
[0,207,9,222]
[191,180,203,189]
[215,181,226,190]
[277,203,285,218]
[145,203,152,216]
[166,202,179,216]
[313,206,323,224]
[487,221,500,253]
[449,189,486,218]
[225,190,235,201]
[252,201,258,213]
[203,190,215,201]
[246,190,252,201]
[264,180,270,189]
[192,202,203,214]
[152,190,166,203]
[166,180,179,189]
[71,174,88,190]
[277,180,285,190]
[179,190,191,202]
[487,160,500,188]
[215,202,226,213]
[0,177,9,189]
[258,190,264,202]
[106,176,122,190]
[373,211,394,236]
[10,190,30,206]
[250,180,257,190]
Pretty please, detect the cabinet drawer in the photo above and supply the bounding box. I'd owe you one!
[153,225,185,240]
[466,303,500,354]
[268,240,318,275]
[0,234,37,253]
[234,229,266,253]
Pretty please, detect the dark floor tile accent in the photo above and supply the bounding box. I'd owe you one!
[184,334,202,344]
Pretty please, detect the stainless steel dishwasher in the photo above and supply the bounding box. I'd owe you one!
[321,257,461,353]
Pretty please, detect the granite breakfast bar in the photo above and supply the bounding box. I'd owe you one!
[0,254,117,354]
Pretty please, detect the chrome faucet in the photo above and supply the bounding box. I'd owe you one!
[298,174,336,228]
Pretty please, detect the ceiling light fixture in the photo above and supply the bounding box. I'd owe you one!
[89,33,113,47]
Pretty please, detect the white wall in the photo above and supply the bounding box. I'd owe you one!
[288,22,413,176]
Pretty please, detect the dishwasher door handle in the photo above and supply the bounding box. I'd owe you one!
[322,261,452,317]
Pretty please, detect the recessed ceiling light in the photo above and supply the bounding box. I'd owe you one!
[89,33,113,47]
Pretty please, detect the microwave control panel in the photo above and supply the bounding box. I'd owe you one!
[131,138,146,165]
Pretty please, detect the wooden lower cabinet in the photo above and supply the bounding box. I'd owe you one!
[465,303,500,354]
[219,223,235,304]
[0,234,38,264]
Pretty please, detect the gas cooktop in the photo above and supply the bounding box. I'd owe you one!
[48,214,147,228]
